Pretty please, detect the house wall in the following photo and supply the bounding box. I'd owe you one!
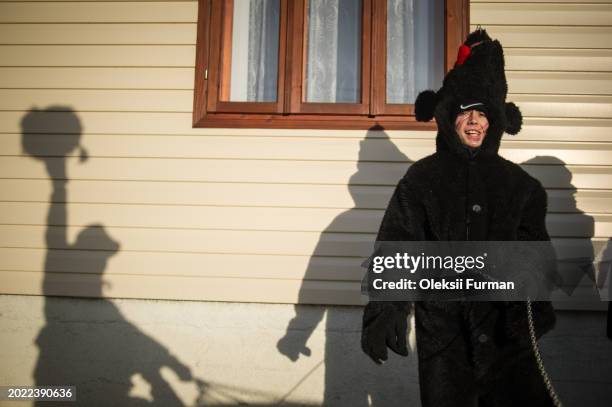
[0,1,611,405]
[0,0,611,307]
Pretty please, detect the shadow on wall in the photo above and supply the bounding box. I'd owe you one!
[277,127,420,406]
[521,156,599,305]
[599,238,612,339]
[276,150,612,406]
[521,156,612,406]
[21,107,204,406]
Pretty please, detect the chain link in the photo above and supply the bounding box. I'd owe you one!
[526,299,563,407]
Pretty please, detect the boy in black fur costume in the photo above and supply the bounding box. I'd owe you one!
[361,29,559,406]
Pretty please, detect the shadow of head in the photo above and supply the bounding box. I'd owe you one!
[57,224,121,297]
[522,155,574,191]
[74,224,121,264]
[21,106,87,162]
[358,125,411,164]
[348,125,413,206]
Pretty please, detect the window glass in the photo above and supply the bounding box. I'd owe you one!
[304,0,362,103]
[386,0,444,104]
[194,0,468,128]
[225,0,280,102]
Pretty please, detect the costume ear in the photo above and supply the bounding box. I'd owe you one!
[504,102,522,135]
[415,90,438,122]
[464,28,492,46]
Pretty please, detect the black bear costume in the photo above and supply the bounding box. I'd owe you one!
[361,29,559,407]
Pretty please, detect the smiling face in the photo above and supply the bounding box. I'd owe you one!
[454,108,489,148]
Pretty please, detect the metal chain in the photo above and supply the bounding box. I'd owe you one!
[526,299,563,407]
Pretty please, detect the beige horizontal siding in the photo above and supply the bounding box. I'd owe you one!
[0,273,605,311]
[2,91,612,118]
[4,133,612,164]
[2,202,612,237]
[0,0,191,2]
[0,225,373,256]
[471,25,612,49]
[0,236,607,310]
[510,95,612,119]
[0,1,197,23]
[0,67,194,89]
[0,224,608,258]
[0,246,605,291]
[0,24,196,44]
[0,269,603,310]
[472,3,612,26]
[1,112,612,142]
[0,46,196,67]
[469,3,611,311]
[472,0,612,3]
[507,72,612,95]
[2,179,612,214]
[2,156,612,189]
[0,90,194,112]
[504,49,612,72]
[0,1,609,310]
[0,270,362,305]
[0,248,361,281]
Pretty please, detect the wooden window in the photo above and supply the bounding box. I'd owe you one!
[193,0,469,130]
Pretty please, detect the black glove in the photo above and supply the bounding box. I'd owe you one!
[361,301,409,364]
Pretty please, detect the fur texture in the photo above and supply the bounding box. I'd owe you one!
[505,102,523,135]
[363,145,557,406]
[414,28,523,141]
[415,90,438,122]
[362,28,556,407]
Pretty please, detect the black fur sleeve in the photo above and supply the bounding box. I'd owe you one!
[518,179,550,242]
[362,175,422,309]
[376,175,427,242]
[507,178,557,340]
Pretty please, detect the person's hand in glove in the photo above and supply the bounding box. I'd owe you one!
[361,301,409,364]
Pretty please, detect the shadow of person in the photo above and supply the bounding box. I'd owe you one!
[521,156,612,406]
[277,127,419,406]
[21,107,204,406]
[521,156,598,305]
[595,238,612,340]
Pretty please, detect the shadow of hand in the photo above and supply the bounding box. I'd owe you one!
[172,362,193,382]
[276,334,311,362]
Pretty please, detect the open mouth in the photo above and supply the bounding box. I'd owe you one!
[464,129,482,139]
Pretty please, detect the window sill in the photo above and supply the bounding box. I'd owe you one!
[193,113,439,130]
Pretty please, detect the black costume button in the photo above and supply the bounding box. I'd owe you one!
[472,204,482,213]
[478,333,488,343]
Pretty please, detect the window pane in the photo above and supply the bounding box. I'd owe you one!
[224,0,280,102]
[305,0,362,103]
[386,0,444,104]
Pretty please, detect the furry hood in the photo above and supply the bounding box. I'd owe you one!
[414,29,522,157]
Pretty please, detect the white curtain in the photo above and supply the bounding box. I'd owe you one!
[306,0,361,103]
[230,0,279,102]
[248,0,279,101]
[387,0,444,104]
[230,0,443,104]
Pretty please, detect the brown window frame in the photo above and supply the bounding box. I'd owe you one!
[193,0,469,130]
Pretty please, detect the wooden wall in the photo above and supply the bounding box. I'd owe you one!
[0,0,610,309]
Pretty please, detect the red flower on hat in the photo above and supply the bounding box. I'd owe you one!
[455,44,471,66]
